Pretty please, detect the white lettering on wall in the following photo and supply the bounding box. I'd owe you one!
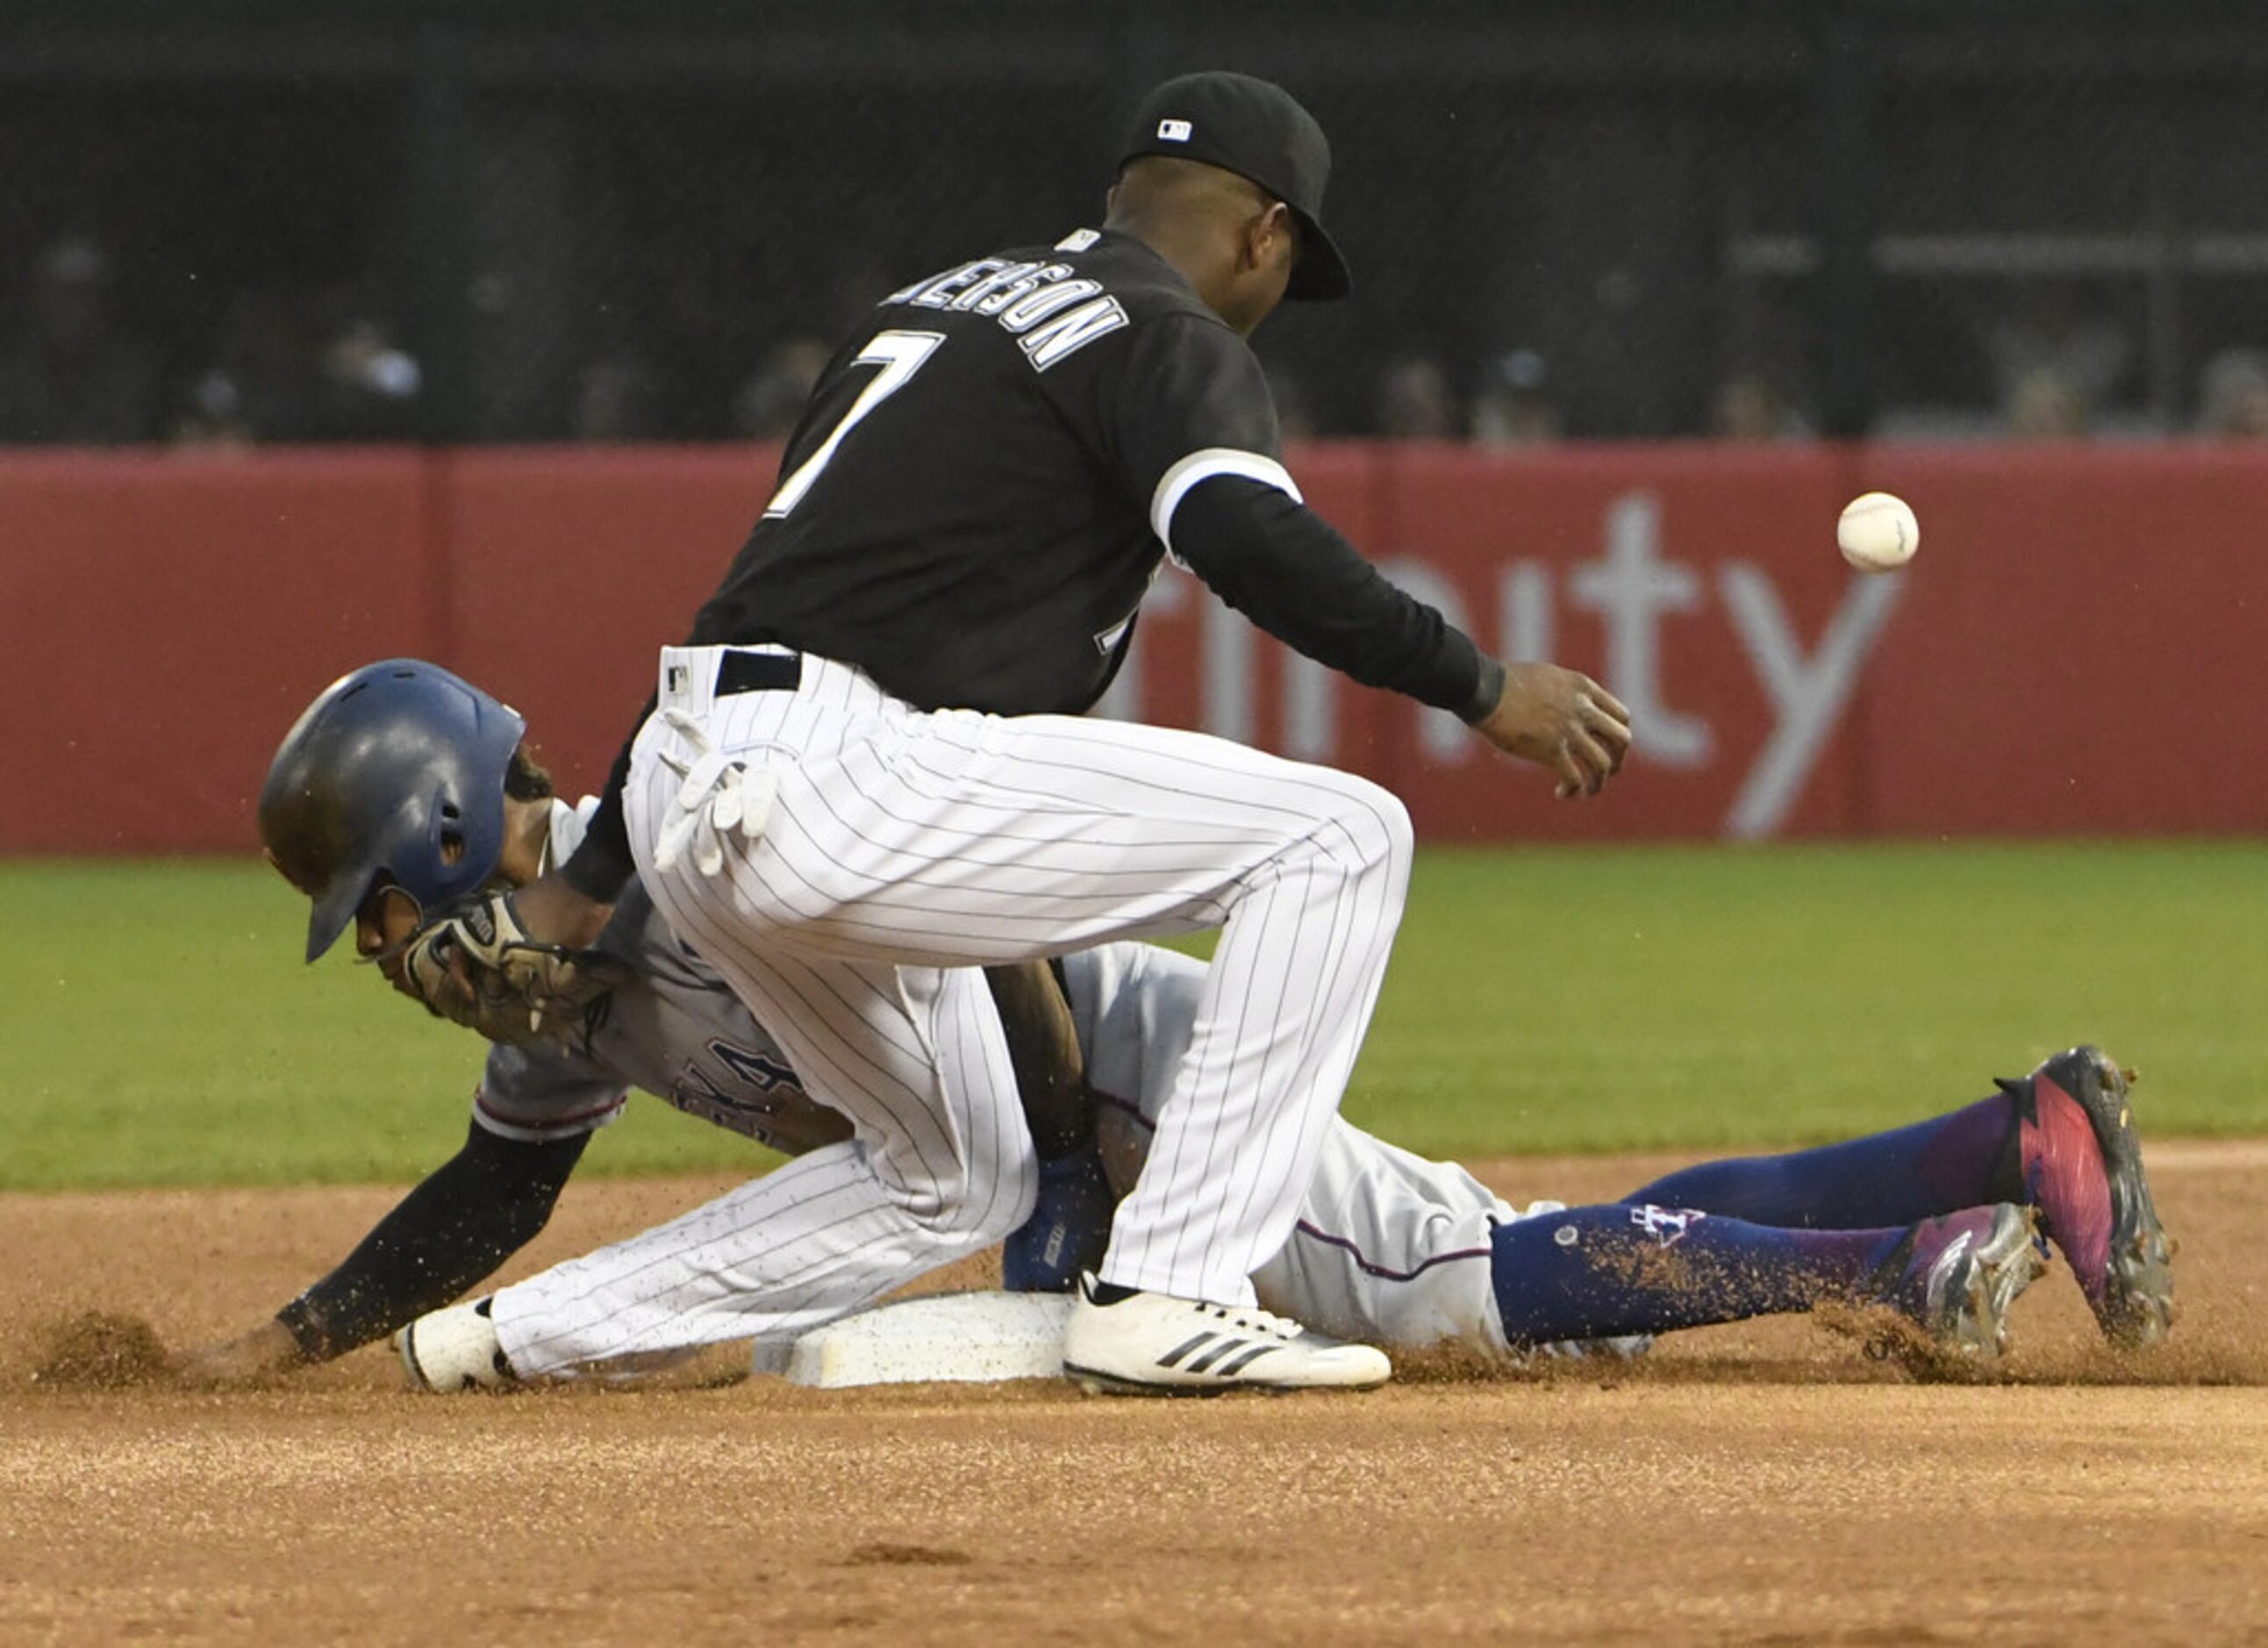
[1283,652,1335,763]
[1098,490,1904,840]
[1499,561,1554,664]
[1566,492,1711,768]
[1718,566,1904,840]
[1203,592,1254,748]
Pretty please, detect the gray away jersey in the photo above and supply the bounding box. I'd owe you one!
[475,801,823,1151]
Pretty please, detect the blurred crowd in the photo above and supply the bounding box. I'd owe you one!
[0,237,426,448]
[7,232,2268,448]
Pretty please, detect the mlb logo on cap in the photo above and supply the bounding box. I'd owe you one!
[1120,71,1352,300]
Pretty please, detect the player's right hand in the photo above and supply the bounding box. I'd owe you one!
[1472,661,1633,798]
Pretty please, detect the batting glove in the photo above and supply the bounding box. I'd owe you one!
[652,708,776,878]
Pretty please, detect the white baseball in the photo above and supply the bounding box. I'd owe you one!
[1837,491,1919,573]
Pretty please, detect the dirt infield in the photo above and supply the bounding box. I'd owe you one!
[4,1144,2264,1645]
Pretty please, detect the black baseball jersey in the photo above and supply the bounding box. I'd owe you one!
[690,228,1284,714]
[567,226,1489,900]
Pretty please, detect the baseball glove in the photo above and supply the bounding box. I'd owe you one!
[399,889,629,1047]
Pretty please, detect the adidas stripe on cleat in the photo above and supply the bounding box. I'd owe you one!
[1061,1273,1391,1396]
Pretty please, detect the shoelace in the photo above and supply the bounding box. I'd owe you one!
[1192,1300,1302,1343]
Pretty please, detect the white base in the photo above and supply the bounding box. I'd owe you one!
[751,1291,1074,1388]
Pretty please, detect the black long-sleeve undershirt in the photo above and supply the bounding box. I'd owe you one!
[561,688,652,905]
[1169,475,1500,720]
[273,1121,588,1363]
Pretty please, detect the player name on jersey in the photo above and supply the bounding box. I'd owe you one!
[884,244,1129,371]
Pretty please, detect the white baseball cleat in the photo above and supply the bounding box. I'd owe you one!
[394,1296,519,1392]
[1061,1273,1392,1396]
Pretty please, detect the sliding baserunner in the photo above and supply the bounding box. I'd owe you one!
[187,660,2171,1387]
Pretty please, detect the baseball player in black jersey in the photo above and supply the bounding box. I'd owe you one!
[402,71,1635,1395]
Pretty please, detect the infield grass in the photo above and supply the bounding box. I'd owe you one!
[4,842,2262,1191]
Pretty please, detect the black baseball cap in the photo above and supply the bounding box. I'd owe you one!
[1119,71,1351,303]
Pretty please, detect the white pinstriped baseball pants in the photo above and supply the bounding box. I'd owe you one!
[492,642,1412,1371]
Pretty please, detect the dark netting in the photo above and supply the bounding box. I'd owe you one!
[450,65,1115,440]
[0,76,401,444]
[4,4,2267,447]
[1865,44,2268,439]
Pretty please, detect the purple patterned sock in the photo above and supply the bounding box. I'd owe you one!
[1491,1204,1907,1345]
[1617,1093,2020,1230]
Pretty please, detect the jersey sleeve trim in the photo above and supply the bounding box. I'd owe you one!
[1149,448,1303,561]
[473,1086,628,1143]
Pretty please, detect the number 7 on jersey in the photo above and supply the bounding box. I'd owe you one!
[763,330,945,519]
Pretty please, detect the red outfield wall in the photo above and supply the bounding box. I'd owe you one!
[5,442,2267,853]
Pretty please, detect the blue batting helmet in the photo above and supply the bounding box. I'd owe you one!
[259,659,527,962]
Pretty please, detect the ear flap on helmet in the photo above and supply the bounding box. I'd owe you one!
[259,660,526,962]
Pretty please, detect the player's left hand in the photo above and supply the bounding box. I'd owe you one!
[398,888,631,1047]
[175,1320,302,1387]
[1472,661,1633,798]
